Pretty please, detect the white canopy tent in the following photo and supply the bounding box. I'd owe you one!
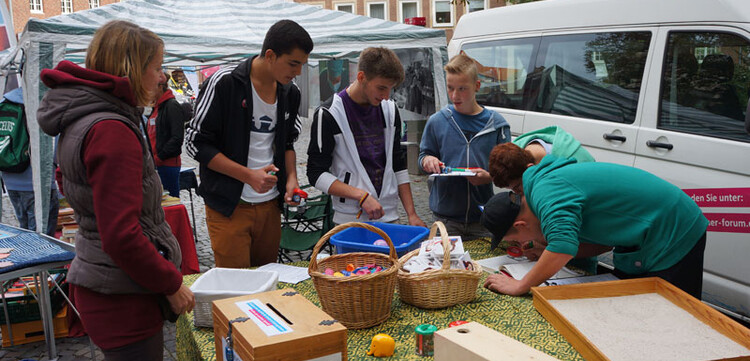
[10,0,448,232]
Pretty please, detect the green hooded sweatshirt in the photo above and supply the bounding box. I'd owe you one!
[523,156,707,274]
[513,126,595,163]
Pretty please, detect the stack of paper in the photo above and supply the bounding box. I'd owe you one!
[256,263,310,284]
[402,236,474,273]
[476,255,618,286]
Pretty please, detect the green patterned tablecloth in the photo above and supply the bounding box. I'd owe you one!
[176,239,584,361]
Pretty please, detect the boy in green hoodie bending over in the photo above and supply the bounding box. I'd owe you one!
[481,156,708,299]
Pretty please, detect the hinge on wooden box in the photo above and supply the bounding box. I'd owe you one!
[282,291,298,296]
[319,319,339,326]
[225,317,250,361]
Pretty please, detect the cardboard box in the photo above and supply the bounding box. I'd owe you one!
[434,322,559,361]
[1,305,69,347]
[212,288,347,361]
[532,277,750,361]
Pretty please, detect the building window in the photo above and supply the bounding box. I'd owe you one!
[30,0,43,13]
[89,0,100,9]
[367,2,387,20]
[399,0,419,22]
[335,3,354,13]
[432,0,452,27]
[61,0,73,13]
[466,0,486,13]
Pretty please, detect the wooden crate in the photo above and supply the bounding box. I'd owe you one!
[1,305,69,347]
[532,277,750,361]
[213,288,347,361]
[434,321,560,361]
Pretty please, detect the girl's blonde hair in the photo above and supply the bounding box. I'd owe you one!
[85,20,163,106]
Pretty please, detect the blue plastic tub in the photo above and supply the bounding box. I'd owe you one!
[330,222,429,258]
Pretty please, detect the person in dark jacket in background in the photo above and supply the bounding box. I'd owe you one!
[37,20,194,361]
[148,73,185,197]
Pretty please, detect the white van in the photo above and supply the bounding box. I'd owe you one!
[449,0,750,320]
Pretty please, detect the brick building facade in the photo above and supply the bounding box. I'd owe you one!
[4,0,121,37]
[293,0,506,41]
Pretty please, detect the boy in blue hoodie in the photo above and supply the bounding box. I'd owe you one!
[419,54,511,239]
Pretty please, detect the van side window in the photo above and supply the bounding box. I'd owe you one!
[531,32,651,124]
[461,37,540,110]
[659,32,750,143]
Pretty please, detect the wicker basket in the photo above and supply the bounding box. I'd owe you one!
[397,221,482,309]
[308,222,399,329]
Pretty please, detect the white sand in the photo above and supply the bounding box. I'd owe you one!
[548,293,750,361]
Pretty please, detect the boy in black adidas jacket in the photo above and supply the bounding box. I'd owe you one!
[186,20,312,268]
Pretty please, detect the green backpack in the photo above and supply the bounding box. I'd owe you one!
[0,100,30,173]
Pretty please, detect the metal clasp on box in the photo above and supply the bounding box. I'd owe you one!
[225,316,250,361]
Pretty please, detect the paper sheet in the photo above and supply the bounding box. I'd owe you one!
[501,262,583,280]
[476,255,524,273]
[256,263,310,284]
[235,299,293,336]
[476,256,586,281]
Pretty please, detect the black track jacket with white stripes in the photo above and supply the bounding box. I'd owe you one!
[185,56,301,217]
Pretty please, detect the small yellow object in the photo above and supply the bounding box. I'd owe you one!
[333,272,344,277]
[367,333,395,357]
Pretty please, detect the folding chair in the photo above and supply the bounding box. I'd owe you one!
[277,185,334,263]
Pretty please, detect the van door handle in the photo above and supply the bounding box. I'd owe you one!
[646,140,674,150]
[603,133,627,142]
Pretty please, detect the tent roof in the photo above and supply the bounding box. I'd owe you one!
[23,0,446,66]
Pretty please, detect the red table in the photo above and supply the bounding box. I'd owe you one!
[163,204,201,275]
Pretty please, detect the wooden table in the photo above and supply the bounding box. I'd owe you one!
[176,239,584,361]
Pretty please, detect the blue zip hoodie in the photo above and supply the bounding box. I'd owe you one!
[419,106,510,223]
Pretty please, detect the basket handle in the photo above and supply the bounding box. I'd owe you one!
[428,221,453,270]
[308,222,398,273]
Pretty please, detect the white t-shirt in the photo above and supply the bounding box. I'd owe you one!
[529,138,553,155]
[240,82,279,203]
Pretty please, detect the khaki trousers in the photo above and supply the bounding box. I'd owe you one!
[206,200,281,268]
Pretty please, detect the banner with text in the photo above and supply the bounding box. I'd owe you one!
[683,188,750,233]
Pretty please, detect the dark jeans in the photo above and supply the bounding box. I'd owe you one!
[7,188,59,236]
[614,232,707,299]
[101,329,163,361]
[433,214,491,241]
[157,166,181,197]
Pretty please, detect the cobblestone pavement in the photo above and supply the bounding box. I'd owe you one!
[0,116,432,360]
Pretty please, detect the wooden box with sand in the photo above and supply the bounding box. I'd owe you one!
[532,277,750,361]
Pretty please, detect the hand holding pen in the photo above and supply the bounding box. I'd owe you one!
[420,155,443,174]
[247,164,278,193]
